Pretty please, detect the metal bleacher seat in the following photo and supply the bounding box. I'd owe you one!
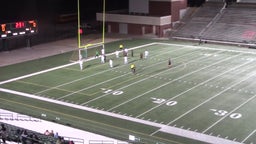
[1,122,57,144]
[202,3,256,44]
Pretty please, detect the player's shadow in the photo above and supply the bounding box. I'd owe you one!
[84,64,91,69]
[113,64,120,67]
[129,59,138,63]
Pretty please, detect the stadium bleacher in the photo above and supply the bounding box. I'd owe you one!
[0,109,128,144]
[173,1,224,38]
[202,3,256,43]
[172,1,256,46]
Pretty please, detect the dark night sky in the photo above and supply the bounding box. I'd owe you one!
[0,0,128,23]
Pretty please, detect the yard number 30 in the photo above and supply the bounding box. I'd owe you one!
[151,98,177,106]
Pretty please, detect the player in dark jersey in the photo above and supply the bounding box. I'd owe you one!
[168,58,172,68]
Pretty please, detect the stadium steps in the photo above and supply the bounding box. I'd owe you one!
[171,1,224,39]
[202,3,256,44]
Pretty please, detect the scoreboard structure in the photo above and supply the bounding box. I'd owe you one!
[0,20,38,39]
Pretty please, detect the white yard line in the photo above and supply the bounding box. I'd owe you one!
[82,50,222,106]
[241,129,256,143]
[203,95,256,133]
[137,55,252,118]
[0,88,241,144]
[165,65,256,127]
[109,52,239,112]
[57,73,130,100]
[56,45,198,100]
[34,43,157,95]
[34,65,119,95]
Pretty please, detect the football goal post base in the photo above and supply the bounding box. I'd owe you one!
[69,43,104,62]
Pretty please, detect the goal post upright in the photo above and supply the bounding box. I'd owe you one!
[77,0,82,49]
[77,0,105,48]
[75,0,105,61]
[102,0,106,45]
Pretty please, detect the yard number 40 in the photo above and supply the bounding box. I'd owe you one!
[101,88,123,95]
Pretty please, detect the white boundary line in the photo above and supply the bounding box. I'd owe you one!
[0,88,241,144]
[0,62,78,85]
[0,43,156,86]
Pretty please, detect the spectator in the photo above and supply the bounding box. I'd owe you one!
[49,130,54,137]
[44,130,50,135]
[56,136,62,144]
[31,133,40,144]
[20,130,28,144]
[0,124,7,144]
[54,132,59,139]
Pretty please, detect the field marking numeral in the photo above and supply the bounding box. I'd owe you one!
[166,101,178,106]
[101,88,123,95]
[210,109,242,119]
[151,97,177,106]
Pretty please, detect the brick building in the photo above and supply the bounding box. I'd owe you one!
[96,0,187,37]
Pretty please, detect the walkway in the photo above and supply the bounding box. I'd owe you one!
[0,109,128,144]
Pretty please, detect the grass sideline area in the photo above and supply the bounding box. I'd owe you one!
[1,39,256,144]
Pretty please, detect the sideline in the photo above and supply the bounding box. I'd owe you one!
[0,88,241,144]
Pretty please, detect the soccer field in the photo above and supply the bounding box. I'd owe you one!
[1,40,256,144]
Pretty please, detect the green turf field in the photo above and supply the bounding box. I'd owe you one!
[1,39,256,144]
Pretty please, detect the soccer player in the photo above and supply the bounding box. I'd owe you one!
[115,50,119,58]
[79,54,83,70]
[130,64,136,74]
[109,59,113,68]
[79,59,83,70]
[140,52,143,59]
[119,44,123,50]
[101,48,105,55]
[123,48,128,57]
[131,49,134,57]
[168,58,172,68]
[144,50,149,59]
[124,56,128,64]
[95,50,99,58]
[124,48,128,56]
[101,55,105,63]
